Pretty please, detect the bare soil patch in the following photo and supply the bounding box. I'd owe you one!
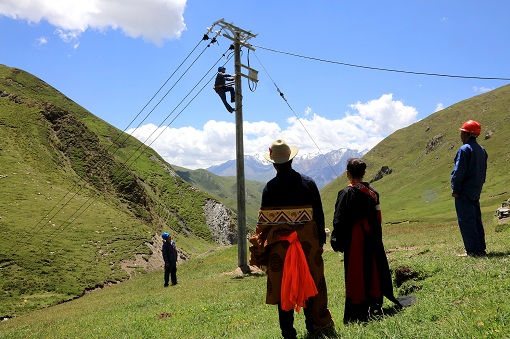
[224,265,264,276]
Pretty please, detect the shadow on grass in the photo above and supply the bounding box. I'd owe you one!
[380,305,406,318]
[486,251,510,258]
[295,304,409,339]
[342,296,417,328]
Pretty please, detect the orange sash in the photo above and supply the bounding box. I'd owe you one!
[279,231,318,312]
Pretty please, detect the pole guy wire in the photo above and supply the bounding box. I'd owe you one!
[251,50,339,178]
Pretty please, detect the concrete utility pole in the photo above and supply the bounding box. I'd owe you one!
[209,19,258,273]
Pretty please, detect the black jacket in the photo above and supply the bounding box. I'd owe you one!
[261,168,326,245]
[162,240,178,267]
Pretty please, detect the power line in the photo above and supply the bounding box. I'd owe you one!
[118,50,233,175]
[252,50,339,178]
[42,50,233,248]
[252,44,510,81]
[121,35,219,142]
[122,34,215,135]
[9,34,217,253]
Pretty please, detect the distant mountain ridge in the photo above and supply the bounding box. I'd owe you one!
[207,148,366,188]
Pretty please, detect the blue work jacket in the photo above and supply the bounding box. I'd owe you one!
[450,138,488,200]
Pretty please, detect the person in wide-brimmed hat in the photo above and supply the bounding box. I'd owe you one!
[249,139,335,338]
[263,139,299,164]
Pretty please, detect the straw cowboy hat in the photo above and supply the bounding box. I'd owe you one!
[263,139,299,164]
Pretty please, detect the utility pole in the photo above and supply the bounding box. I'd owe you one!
[209,19,258,273]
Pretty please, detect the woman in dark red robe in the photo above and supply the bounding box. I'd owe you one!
[331,158,401,323]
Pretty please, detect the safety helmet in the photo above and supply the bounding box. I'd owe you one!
[162,232,170,240]
[218,66,226,71]
[459,120,481,135]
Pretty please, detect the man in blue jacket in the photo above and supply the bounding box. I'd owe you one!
[162,232,178,286]
[451,120,488,257]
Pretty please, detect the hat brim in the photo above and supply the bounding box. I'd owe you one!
[263,146,298,164]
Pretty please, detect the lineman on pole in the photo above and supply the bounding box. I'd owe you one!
[214,65,236,113]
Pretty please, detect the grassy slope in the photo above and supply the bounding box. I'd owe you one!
[1,66,510,336]
[322,84,510,226]
[1,220,509,338]
[0,65,221,316]
[172,165,266,230]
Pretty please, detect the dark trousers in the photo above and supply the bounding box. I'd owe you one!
[217,86,235,113]
[455,195,486,254]
[278,301,314,339]
[164,264,177,286]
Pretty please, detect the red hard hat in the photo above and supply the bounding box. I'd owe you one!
[459,120,481,135]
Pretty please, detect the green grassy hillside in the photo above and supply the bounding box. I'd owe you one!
[2,63,510,336]
[322,84,510,226]
[1,220,509,338]
[172,165,265,230]
[0,65,229,316]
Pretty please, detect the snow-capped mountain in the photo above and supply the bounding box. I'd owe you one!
[206,148,367,188]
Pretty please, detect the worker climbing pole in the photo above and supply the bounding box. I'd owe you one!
[209,19,258,272]
[214,65,236,113]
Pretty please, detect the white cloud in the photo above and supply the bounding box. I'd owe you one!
[472,86,494,93]
[434,103,444,112]
[127,94,418,169]
[0,0,187,45]
[347,93,418,135]
[55,29,81,44]
[36,36,48,46]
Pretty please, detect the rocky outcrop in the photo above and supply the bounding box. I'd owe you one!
[370,166,393,183]
[203,199,238,245]
[425,134,444,154]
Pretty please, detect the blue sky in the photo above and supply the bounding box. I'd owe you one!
[1,1,509,169]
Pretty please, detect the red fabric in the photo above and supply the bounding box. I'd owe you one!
[346,219,383,305]
[349,182,377,201]
[345,222,365,304]
[279,231,318,312]
[347,182,383,300]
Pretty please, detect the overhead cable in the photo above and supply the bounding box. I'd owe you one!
[10,35,215,253]
[252,44,510,81]
[42,51,233,248]
[252,50,339,178]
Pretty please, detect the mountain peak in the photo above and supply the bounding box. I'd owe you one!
[207,148,366,188]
